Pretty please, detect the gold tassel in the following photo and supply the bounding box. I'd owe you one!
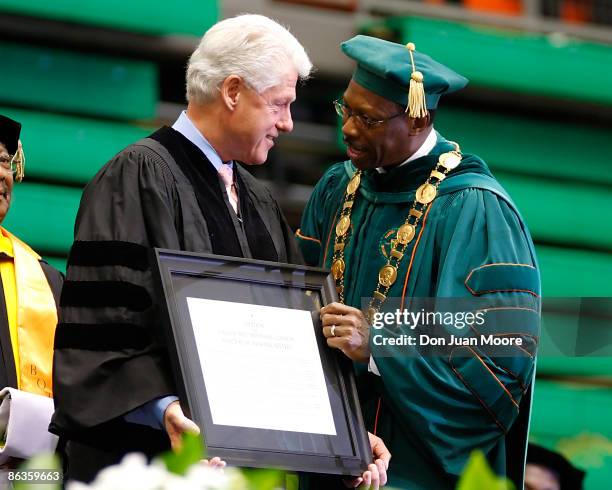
[12,140,25,182]
[405,43,428,119]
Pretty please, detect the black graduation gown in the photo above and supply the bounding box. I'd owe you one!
[50,128,302,479]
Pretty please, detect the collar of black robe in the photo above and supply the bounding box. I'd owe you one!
[149,127,279,262]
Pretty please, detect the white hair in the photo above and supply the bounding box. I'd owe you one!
[186,14,313,103]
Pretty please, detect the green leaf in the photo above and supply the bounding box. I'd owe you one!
[456,450,515,490]
[159,432,205,476]
[241,468,286,490]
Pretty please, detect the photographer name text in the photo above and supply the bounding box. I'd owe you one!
[372,334,523,347]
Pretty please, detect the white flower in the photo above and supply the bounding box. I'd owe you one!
[65,453,244,490]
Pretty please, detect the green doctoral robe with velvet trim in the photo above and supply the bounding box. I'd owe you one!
[297,134,540,489]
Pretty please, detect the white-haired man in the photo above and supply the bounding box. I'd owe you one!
[50,15,389,487]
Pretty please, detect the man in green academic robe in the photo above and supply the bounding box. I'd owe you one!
[297,36,540,489]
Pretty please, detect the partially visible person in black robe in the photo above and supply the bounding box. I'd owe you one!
[50,15,390,489]
[0,115,63,472]
[525,444,585,490]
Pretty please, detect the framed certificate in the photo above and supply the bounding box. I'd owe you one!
[152,249,371,476]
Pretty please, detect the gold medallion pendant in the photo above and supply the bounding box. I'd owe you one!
[347,174,361,195]
[378,265,398,288]
[415,183,437,205]
[439,152,461,171]
[332,258,345,279]
[396,224,416,245]
[335,216,350,237]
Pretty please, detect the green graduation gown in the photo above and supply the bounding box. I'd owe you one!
[297,134,540,489]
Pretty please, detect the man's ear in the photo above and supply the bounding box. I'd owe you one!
[408,113,431,135]
[220,75,242,110]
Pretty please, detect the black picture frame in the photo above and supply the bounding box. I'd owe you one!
[152,249,371,476]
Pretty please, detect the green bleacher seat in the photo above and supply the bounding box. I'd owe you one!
[0,0,217,36]
[0,107,153,185]
[0,41,158,120]
[437,107,612,186]
[386,16,612,106]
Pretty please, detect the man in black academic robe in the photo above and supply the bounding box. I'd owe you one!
[50,15,389,488]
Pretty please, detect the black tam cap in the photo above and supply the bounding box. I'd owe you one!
[527,443,586,490]
[0,115,21,155]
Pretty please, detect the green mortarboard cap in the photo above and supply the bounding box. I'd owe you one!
[341,35,468,110]
[0,115,21,155]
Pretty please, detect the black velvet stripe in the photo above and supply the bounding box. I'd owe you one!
[68,241,150,271]
[55,322,151,351]
[60,281,152,311]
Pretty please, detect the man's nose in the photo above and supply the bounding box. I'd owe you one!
[277,108,293,133]
[342,116,359,139]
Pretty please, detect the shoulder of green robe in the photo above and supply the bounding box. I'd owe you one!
[325,160,352,185]
[436,159,540,294]
[439,155,515,211]
[311,160,352,207]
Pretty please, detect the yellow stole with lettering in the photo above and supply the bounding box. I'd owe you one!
[4,229,57,397]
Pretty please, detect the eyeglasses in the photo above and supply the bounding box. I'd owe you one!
[0,153,17,175]
[333,99,405,129]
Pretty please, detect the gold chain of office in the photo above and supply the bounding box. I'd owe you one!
[330,142,463,324]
